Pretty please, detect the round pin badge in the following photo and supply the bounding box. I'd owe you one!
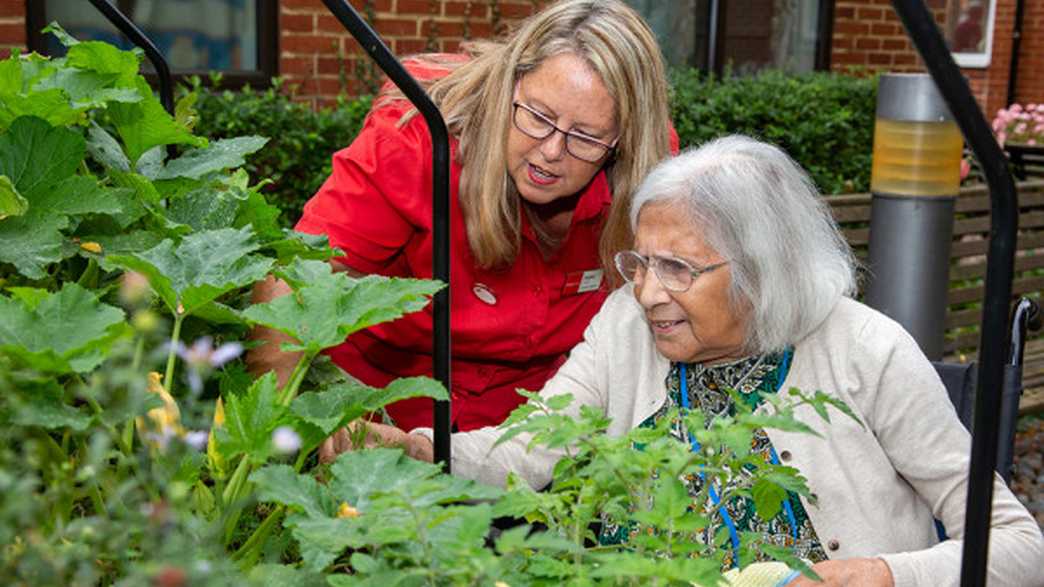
[472,283,497,305]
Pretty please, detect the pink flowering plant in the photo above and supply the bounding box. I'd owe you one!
[992,102,1044,147]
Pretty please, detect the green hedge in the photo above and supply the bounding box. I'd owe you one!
[192,69,876,226]
[191,79,372,227]
[670,69,877,195]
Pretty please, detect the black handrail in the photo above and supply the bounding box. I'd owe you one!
[320,0,452,471]
[87,0,174,116]
[890,3,1019,586]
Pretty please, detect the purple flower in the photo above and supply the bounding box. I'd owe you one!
[183,430,209,451]
[272,426,302,455]
[173,337,243,394]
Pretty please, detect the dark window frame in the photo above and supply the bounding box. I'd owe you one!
[699,0,833,76]
[25,0,278,90]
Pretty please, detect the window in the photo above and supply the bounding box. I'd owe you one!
[625,0,833,74]
[943,0,997,68]
[26,0,277,87]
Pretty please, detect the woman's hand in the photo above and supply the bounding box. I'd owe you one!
[318,421,434,464]
[787,558,894,586]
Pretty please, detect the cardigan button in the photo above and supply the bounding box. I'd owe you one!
[779,450,792,462]
[827,539,840,551]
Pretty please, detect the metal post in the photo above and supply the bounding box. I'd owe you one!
[890,3,1020,585]
[320,0,452,472]
[865,73,962,361]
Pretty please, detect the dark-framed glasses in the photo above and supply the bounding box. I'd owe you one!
[512,101,617,163]
[614,250,728,292]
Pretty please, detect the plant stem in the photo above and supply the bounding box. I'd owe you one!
[232,505,284,567]
[163,313,184,393]
[277,351,314,407]
[222,456,253,544]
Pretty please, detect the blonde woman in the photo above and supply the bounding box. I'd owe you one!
[249,0,676,434]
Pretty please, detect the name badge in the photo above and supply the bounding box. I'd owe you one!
[562,269,603,296]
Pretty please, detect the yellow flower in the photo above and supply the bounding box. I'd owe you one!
[136,372,184,448]
[337,502,360,519]
[494,582,511,587]
[79,241,102,254]
[207,397,227,479]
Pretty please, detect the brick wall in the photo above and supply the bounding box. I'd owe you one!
[1015,0,1044,106]
[830,0,1042,119]
[279,0,547,108]
[0,0,25,59]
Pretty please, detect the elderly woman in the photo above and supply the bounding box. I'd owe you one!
[327,136,1044,586]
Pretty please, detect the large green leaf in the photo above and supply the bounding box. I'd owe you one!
[65,40,141,79]
[166,184,248,232]
[250,464,335,519]
[0,212,66,278]
[107,226,273,316]
[0,175,27,219]
[0,88,79,130]
[0,116,85,199]
[0,283,127,373]
[109,77,205,164]
[86,123,131,171]
[242,266,442,355]
[213,372,288,464]
[247,564,326,587]
[8,377,91,431]
[291,377,448,438]
[156,136,269,180]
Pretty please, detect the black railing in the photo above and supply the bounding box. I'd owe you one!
[320,0,453,471]
[890,3,1019,586]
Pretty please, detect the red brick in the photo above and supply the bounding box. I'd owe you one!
[422,20,465,37]
[397,0,437,15]
[831,52,866,65]
[281,0,325,10]
[282,33,341,54]
[499,2,535,19]
[281,56,315,76]
[833,21,870,36]
[856,7,885,21]
[465,21,493,38]
[374,18,418,36]
[867,52,892,66]
[0,22,23,44]
[0,0,24,18]
[892,54,918,66]
[348,0,393,11]
[835,6,855,19]
[881,38,908,51]
[280,13,314,33]
[855,38,881,51]
[443,39,462,52]
[317,56,345,75]
[394,38,429,54]
[446,1,486,18]
[870,22,900,35]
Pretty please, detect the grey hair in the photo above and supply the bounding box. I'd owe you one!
[629,135,858,353]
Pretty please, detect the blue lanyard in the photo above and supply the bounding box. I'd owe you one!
[679,363,799,567]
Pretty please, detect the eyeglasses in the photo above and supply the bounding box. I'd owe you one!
[614,250,728,293]
[512,101,617,163]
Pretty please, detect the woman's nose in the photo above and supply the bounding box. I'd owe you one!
[634,267,670,308]
[539,129,567,161]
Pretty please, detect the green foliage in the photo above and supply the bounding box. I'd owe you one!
[190,77,372,227]
[0,29,860,586]
[670,68,877,194]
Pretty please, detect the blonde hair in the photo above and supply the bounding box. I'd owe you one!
[386,0,671,273]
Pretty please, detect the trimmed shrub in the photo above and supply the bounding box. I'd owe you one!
[670,69,877,195]
[191,69,876,224]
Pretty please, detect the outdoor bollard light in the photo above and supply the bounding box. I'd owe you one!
[866,73,964,361]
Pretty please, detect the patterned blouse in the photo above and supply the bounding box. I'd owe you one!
[599,349,828,569]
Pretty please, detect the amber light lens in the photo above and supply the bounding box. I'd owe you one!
[871,119,963,197]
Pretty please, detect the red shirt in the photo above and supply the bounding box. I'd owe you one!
[296,68,612,432]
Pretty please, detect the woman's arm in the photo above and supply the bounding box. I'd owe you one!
[862,319,1044,587]
[244,260,362,385]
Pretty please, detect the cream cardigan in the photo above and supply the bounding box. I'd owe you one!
[415,288,1044,586]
